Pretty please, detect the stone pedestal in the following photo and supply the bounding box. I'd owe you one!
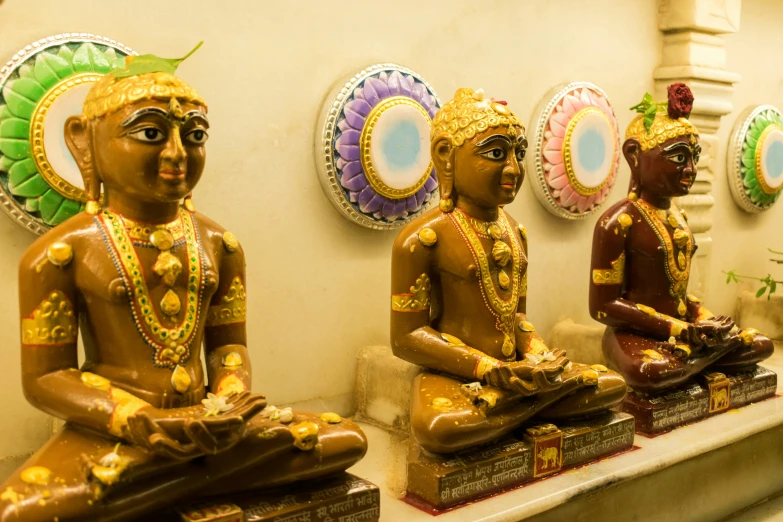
[404,412,635,511]
[622,366,777,435]
[171,473,380,522]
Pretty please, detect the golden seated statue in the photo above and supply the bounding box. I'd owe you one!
[0,51,366,522]
[390,88,627,455]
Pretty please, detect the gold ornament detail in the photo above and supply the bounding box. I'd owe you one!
[184,196,196,212]
[83,71,206,121]
[47,242,73,267]
[441,333,465,346]
[171,365,191,393]
[150,229,175,251]
[592,252,625,285]
[475,356,499,380]
[740,328,760,346]
[439,198,454,213]
[391,273,431,312]
[431,398,453,412]
[498,270,510,290]
[289,421,319,451]
[618,213,633,230]
[687,293,701,304]
[160,289,182,316]
[98,208,203,369]
[21,291,77,346]
[451,209,523,359]
[21,467,52,486]
[108,388,150,437]
[206,276,247,327]
[518,224,527,240]
[418,228,438,247]
[85,200,102,215]
[153,252,183,288]
[634,199,693,300]
[624,111,699,152]
[222,231,239,253]
[431,88,524,147]
[636,303,657,316]
[222,352,243,368]
[320,412,342,424]
[519,320,536,332]
[216,374,246,397]
[591,364,608,372]
[81,372,111,391]
[492,240,512,267]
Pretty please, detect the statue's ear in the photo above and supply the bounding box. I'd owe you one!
[430,135,453,176]
[622,138,641,169]
[64,116,100,201]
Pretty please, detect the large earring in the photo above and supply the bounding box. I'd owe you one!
[84,173,102,215]
[183,193,195,212]
[439,198,454,213]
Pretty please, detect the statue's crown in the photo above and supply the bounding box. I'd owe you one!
[83,42,206,120]
[625,83,698,151]
[431,88,524,147]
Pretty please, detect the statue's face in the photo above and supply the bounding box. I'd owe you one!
[634,134,701,198]
[452,126,527,208]
[90,97,209,203]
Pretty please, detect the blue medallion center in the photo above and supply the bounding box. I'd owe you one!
[382,120,421,170]
[578,129,605,172]
[764,140,783,180]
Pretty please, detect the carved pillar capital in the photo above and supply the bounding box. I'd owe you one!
[654,0,743,296]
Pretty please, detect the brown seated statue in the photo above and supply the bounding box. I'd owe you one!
[0,51,366,522]
[589,83,774,393]
[390,88,627,455]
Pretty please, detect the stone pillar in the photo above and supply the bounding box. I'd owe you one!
[654,0,742,297]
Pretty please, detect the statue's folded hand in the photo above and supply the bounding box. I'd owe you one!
[688,316,736,350]
[485,362,564,397]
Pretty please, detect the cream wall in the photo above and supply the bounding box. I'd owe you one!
[0,0,778,465]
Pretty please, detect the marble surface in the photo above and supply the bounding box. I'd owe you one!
[348,350,783,521]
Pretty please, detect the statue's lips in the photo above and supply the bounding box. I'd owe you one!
[679,173,695,187]
[159,169,186,182]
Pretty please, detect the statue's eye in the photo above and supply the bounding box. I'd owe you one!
[515,148,526,162]
[480,148,506,160]
[668,153,687,164]
[129,127,165,143]
[185,129,208,145]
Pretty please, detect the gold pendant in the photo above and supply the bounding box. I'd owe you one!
[501,335,515,357]
[153,251,183,287]
[673,229,689,248]
[677,251,687,270]
[161,289,181,316]
[488,224,503,240]
[667,214,679,228]
[492,241,512,267]
[498,270,510,289]
[149,229,174,251]
[171,365,191,393]
[678,298,687,317]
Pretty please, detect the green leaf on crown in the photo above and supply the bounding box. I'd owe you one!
[111,41,202,79]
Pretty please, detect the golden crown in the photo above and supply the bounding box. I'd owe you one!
[431,88,524,147]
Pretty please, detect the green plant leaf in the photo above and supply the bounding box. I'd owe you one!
[10,172,48,197]
[73,43,111,73]
[39,188,64,222]
[8,158,37,186]
[111,41,203,79]
[756,285,767,298]
[642,104,657,131]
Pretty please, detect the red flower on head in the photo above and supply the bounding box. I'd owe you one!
[667,83,694,119]
[490,97,508,106]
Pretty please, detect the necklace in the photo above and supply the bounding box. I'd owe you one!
[633,198,693,316]
[451,208,523,358]
[97,207,205,369]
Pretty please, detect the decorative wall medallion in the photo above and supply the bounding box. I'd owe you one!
[0,34,135,234]
[316,63,441,230]
[527,82,620,220]
[728,105,783,213]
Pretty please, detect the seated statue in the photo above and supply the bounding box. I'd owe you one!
[589,83,774,392]
[0,51,366,522]
[390,88,627,455]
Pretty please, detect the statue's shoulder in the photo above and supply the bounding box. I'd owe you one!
[19,212,95,276]
[594,198,638,234]
[393,208,449,253]
[192,211,244,260]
